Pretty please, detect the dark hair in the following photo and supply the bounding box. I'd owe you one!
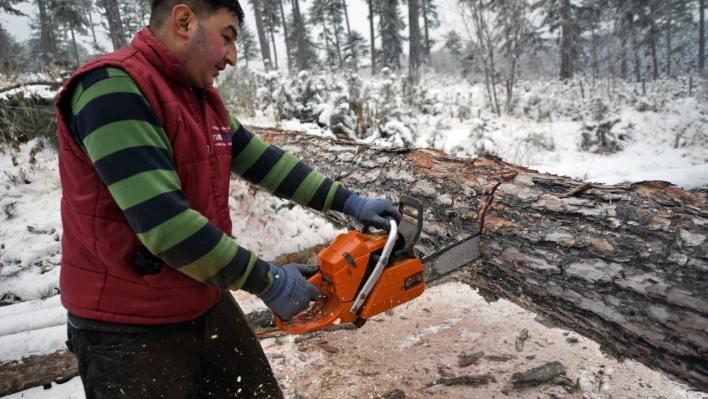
[150,0,245,29]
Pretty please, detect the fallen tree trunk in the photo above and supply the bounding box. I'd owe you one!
[258,128,708,392]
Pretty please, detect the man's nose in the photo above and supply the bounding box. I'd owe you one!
[225,42,237,66]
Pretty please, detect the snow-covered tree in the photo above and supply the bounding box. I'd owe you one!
[309,0,346,69]
[377,0,405,70]
[237,23,259,67]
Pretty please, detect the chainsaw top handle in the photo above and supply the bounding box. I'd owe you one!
[349,219,398,314]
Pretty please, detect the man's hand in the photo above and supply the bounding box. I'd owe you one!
[260,263,321,322]
[343,194,403,231]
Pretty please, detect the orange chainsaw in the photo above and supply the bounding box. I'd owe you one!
[275,195,481,335]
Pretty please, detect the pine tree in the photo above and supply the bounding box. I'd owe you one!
[342,30,368,67]
[420,0,440,63]
[443,30,462,60]
[309,0,346,69]
[80,0,106,54]
[100,0,127,50]
[249,0,272,69]
[0,0,26,15]
[341,0,357,69]
[377,0,405,70]
[0,24,19,75]
[262,0,281,69]
[237,23,259,67]
[700,0,705,76]
[36,0,55,68]
[291,0,310,70]
[367,0,376,74]
[408,0,420,82]
[533,0,585,80]
[285,11,319,69]
[53,0,91,67]
[120,0,150,38]
[276,0,292,71]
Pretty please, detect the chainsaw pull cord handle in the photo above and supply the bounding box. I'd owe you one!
[349,219,398,314]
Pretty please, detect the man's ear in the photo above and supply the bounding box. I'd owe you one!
[171,4,197,41]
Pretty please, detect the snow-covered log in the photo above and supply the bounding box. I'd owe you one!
[0,301,276,396]
[257,127,708,392]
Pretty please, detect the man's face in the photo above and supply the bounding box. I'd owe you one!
[183,7,239,88]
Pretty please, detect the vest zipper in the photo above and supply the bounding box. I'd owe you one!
[188,89,224,228]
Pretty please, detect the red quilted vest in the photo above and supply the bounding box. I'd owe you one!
[56,27,233,324]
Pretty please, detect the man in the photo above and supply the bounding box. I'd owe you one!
[55,0,401,397]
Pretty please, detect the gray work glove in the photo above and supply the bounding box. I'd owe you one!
[260,263,321,322]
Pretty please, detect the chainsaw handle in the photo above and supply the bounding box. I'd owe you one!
[397,195,423,257]
[350,219,398,314]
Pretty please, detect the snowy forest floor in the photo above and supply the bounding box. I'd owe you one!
[1,73,707,398]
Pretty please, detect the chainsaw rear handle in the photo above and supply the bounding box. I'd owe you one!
[397,195,423,257]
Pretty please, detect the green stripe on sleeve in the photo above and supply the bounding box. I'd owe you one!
[259,153,300,193]
[228,251,258,291]
[70,83,84,108]
[72,76,146,114]
[323,181,340,212]
[82,120,171,162]
[106,67,130,78]
[137,210,209,254]
[107,169,181,209]
[231,136,269,175]
[229,114,242,132]
[291,171,326,207]
[178,234,238,281]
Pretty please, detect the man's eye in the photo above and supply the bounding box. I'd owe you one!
[223,35,232,43]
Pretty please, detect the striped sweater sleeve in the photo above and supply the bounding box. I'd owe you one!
[228,115,353,213]
[67,67,272,296]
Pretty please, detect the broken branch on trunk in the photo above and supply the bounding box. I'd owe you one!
[255,127,708,392]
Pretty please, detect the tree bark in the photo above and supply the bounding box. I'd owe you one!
[251,0,273,70]
[3,132,707,395]
[341,0,357,70]
[421,0,431,63]
[619,11,628,80]
[408,0,421,84]
[650,15,659,80]
[0,351,78,396]
[70,22,80,68]
[700,0,705,77]
[87,5,100,49]
[321,20,334,68]
[292,0,308,70]
[666,14,672,77]
[330,10,344,69]
[37,0,53,69]
[269,28,279,70]
[560,0,572,80]
[257,129,708,392]
[101,0,126,50]
[278,0,292,72]
[368,0,376,75]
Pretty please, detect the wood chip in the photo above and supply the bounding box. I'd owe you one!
[515,328,530,352]
[377,388,406,399]
[425,373,496,388]
[458,351,485,367]
[511,361,566,388]
[485,354,516,362]
[318,342,339,354]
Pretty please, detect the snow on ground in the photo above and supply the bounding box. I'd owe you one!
[0,75,706,398]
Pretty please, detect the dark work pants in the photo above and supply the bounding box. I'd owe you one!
[65,294,284,399]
